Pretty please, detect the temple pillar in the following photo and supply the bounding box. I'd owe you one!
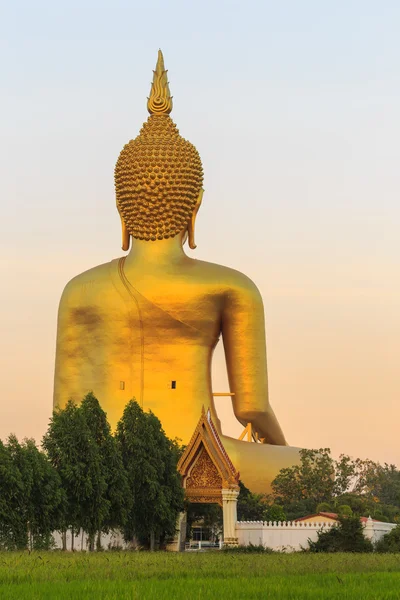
[222,488,239,546]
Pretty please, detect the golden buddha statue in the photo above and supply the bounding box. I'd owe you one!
[54,51,300,493]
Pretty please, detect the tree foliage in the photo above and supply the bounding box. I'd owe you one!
[0,395,185,551]
[271,449,400,523]
[237,482,286,522]
[237,482,266,521]
[116,400,184,548]
[7,436,63,549]
[43,398,109,548]
[79,393,129,549]
[308,515,373,553]
[0,439,26,549]
[272,449,335,507]
[264,504,287,523]
[0,437,63,550]
[375,524,400,553]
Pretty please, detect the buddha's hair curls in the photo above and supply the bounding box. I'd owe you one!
[115,114,203,241]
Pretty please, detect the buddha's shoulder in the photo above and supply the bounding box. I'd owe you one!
[188,259,261,296]
[60,260,119,305]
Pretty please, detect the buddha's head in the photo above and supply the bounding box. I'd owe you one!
[115,50,204,251]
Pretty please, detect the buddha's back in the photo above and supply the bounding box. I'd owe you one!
[54,254,257,440]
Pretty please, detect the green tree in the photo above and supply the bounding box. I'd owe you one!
[337,504,353,517]
[375,524,400,553]
[355,461,400,507]
[116,400,184,549]
[43,399,107,550]
[270,450,400,522]
[316,502,332,513]
[332,493,367,516]
[101,434,130,541]
[237,483,287,522]
[80,392,130,549]
[237,481,265,521]
[0,440,26,549]
[147,412,185,548]
[264,504,286,522]
[333,454,358,496]
[331,492,399,523]
[308,515,373,553]
[6,436,63,550]
[272,449,335,507]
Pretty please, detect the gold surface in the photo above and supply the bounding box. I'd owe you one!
[147,49,173,115]
[53,51,301,493]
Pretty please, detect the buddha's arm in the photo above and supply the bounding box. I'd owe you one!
[53,280,83,408]
[53,284,73,408]
[221,278,287,446]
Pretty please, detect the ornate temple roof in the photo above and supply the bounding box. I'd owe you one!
[177,407,240,506]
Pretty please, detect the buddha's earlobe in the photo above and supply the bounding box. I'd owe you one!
[121,218,131,251]
[188,189,204,250]
[187,218,196,250]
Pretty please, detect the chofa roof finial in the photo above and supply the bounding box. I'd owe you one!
[147,49,173,115]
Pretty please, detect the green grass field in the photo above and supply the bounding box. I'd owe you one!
[0,552,400,599]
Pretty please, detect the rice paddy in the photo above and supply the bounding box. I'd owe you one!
[0,551,399,599]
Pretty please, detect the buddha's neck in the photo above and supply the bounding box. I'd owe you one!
[124,233,188,269]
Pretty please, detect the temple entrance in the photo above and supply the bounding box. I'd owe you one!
[186,503,222,550]
[175,408,240,550]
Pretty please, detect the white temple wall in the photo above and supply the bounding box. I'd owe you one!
[236,519,396,552]
[52,530,129,551]
[236,521,333,551]
[50,518,396,551]
[363,518,396,544]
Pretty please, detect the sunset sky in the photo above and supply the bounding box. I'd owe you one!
[1,1,399,466]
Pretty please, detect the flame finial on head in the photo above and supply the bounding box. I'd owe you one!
[147,49,173,115]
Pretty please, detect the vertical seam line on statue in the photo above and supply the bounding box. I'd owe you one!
[118,256,145,408]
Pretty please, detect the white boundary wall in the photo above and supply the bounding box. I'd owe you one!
[236,521,334,551]
[236,518,396,552]
[363,518,396,544]
[52,530,129,551]
[51,517,396,551]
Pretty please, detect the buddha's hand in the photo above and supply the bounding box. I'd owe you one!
[251,411,288,446]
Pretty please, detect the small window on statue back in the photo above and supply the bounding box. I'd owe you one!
[171,381,176,389]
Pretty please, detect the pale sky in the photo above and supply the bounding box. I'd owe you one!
[1,1,399,466]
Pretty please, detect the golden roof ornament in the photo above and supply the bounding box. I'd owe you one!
[147,50,173,115]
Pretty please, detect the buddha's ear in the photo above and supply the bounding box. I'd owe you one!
[188,189,204,250]
[120,214,131,251]
[117,202,131,251]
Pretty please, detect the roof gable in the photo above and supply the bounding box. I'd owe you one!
[177,408,239,505]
